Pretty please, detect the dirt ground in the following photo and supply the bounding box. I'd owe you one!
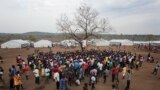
[0,46,160,90]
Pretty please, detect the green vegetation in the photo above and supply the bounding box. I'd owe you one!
[0,32,160,44]
[98,34,160,41]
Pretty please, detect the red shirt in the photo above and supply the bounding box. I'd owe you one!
[112,67,117,75]
[83,63,89,71]
[52,67,59,73]
[24,66,29,73]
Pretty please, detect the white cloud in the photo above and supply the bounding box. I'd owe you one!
[0,0,160,34]
[111,13,160,34]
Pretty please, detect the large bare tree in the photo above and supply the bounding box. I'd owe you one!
[57,4,112,51]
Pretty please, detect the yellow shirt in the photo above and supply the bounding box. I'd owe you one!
[122,67,127,76]
[14,75,21,86]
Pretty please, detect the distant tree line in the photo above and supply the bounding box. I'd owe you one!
[98,34,160,41]
[0,33,160,44]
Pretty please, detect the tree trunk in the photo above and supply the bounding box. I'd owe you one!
[149,41,151,52]
[79,42,85,52]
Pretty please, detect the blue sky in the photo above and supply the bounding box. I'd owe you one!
[0,0,160,34]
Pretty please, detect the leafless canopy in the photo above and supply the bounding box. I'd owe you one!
[57,4,112,50]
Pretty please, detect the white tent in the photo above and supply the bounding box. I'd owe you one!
[133,41,160,46]
[1,39,30,48]
[60,39,79,47]
[34,40,52,48]
[150,41,160,46]
[52,42,61,47]
[133,41,149,45]
[110,39,133,46]
[89,39,109,46]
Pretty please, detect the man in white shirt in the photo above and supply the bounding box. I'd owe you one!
[45,67,50,83]
[33,68,40,85]
[97,62,103,76]
[54,72,60,90]
[50,60,54,68]
[54,72,60,81]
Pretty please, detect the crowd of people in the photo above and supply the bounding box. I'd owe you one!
[0,49,160,90]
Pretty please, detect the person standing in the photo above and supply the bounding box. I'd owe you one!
[79,67,83,81]
[13,72,20,90]
[17,71,24,89]
[152,61,160,75]
[11,65,17,76]
[97,62,103,76]
[125,70,131,90]
[9,75,15,90]
[135,61,139,70]
[24,64,29,80]
[139,56,144,67]
[68,70,74,86]
[33,67,40,87]
[103,68,109,83]
[45,67,50,84]
[122,65,127,79]
[112,65,116,82]
[54,72,60,90]
[16,55,22,66]
[60,77,67,90]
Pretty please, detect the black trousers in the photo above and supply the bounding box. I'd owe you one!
[125,80,130,90]
[91,83,95,90]
[56,81,60,90]
[35,77,40,85]
[103,75,107,83]
[112,74,115,82]
[15,85,20,90]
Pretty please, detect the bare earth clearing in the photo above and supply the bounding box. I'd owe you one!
[0,46,160,90]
